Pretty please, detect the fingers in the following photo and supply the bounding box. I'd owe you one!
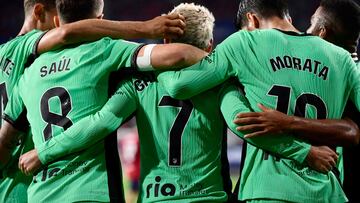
[236,112,262,118]
[258,103,270,112]
[166,13,185,21]
[236,124,265,132]
[234,117,262,125]
[18,156,28,175]
[166,18,186,29]
[244,130,269,138]
[164,27,184,38]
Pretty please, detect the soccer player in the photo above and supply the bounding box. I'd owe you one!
[0,0,201,202]
[233,0,360,201]
[18,2,343,203]
[152,0,360,202]
[0,0,185,201]
[0,1,58,202]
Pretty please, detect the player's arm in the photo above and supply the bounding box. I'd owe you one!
[234,104,360,146]
[18,79,137,175]
[0,121,23,168]
[219,80,338,173]
[0,84,29,168]
[156,34,237,99]
[37,14,185,54]
[134,43,207,71]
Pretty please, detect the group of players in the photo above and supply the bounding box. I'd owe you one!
[0,0,359,202]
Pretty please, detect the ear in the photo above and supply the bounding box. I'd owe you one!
[246,13,260,30]
[205,39,213,53]
[33,3,45,22]
[319,26,327,39]
[53,15,60,28]
[164,38,171,44]
[287,16,293,24]
[97,13,104,19]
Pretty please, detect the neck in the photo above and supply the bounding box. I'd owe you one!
[18,17,36,36]
[260,16,299,33]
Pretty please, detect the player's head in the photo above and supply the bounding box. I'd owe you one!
[54,0,104,26]
[24,0,57,31]
[307,0,360,53]
[235,0,290,31]
[166,3,215,52]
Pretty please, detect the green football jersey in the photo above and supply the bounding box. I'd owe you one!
[33,68,309,202]
[4,37,140,202]
[33,74,244,202]
[157,29,360,202]
[0,30,44,203]
[119,74,235,202]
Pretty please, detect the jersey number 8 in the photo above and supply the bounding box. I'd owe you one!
[40,87,73,141]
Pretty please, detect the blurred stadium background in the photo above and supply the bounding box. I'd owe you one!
[1,0,359,202]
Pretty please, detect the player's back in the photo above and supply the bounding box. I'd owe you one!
[126,72,231,202]
[11,37,138,202]
[230,29,355,119]
[0,30,44,203]
[224,29,353,202]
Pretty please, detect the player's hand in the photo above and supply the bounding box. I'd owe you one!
[18,149,42,176]
[144,13,186,39]
[234,103,293,138]
[306,146,338,173]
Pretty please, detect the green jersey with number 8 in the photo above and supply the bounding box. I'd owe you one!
[4,37,140,202]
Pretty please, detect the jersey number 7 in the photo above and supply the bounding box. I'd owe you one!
[159,96,193,167]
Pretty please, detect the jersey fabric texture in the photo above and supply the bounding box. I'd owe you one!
[4,37,140,202]
[157,29,360,202]
[32,72,249,202]
[0,30,44,203]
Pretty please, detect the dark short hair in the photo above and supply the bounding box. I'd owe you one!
[319,0,360,51]
[235,0,289,29]
[56,0,103,23]
[24,0,56,16]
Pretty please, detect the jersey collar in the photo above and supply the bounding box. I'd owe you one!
[273,28,313,37]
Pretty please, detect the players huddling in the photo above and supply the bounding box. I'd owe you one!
[0,0,360,202]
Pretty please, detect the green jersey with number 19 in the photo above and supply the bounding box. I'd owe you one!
[0,30,44,203]
[158,29,360,202]
[4,37,140,202]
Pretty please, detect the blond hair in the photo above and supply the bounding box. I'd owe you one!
[169,3,215,49]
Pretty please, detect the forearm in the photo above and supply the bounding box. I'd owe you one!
[150,44,207,70]
[37,110,127,164]
[0,121,22,167]
[220,84,310,164]
[37,20,147,54]
[288,117,359,146]
[227,110,311,164]
[37,83,136,164]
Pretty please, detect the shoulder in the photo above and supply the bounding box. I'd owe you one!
[95,37,140,47]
